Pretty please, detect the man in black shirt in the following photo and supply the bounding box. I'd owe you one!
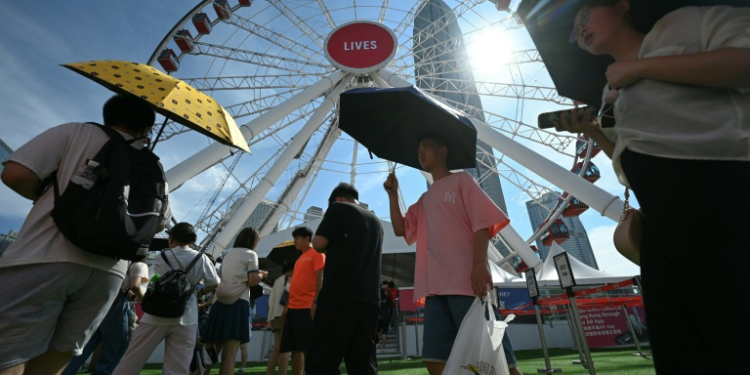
[306,183,383,375]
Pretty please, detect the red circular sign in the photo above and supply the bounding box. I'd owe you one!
[325,22,397,73]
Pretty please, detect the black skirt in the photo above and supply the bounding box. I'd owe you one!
[201,299,250,343]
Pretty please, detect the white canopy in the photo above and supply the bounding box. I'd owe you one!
[496,242,632,288]
[255,217,415,257]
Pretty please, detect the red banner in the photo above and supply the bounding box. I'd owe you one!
[579,305,648,348]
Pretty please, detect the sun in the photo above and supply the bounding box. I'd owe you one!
[468,28,514,76]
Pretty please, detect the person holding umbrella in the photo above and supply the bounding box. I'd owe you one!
[384,135,522,375]
[552,1,750,372]
[0,94,171,374]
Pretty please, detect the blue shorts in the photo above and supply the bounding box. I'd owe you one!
[422,295,518,367]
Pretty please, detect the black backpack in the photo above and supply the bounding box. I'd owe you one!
[50,123,168,261]
[141,249,204,318]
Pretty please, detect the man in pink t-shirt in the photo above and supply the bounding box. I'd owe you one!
[385,135,523,375]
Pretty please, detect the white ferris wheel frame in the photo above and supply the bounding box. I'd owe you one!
[147,0,625,271]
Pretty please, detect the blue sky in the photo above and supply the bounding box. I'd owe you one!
[0,1,639,276]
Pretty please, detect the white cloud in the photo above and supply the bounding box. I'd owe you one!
[587,224,640,276]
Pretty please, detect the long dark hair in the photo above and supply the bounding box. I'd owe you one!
[234,227,260,249]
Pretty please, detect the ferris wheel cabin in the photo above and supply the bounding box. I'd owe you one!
[559,193,590,217]
[238,0,253,6]
[174,29,195,53]
[213,0,232,20]
[571,161,601,183]
[157,49,180,72]
[193,13,212,35]
[540,219,570,246]
[513,246,542,273]
[576,134,601,159]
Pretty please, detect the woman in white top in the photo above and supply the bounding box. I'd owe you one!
[265,261,294,375]
[558,1,750,373]
[202,227,268,375]
[112,222,219,375]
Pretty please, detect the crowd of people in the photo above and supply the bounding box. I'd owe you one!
[0,91,524,375]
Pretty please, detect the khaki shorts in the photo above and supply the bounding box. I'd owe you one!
[0,263,121,370]
[271,317,284,333]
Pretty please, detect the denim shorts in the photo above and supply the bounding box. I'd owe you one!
[422,295,518,367]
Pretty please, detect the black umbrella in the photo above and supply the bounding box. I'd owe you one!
[339,86,477,171]
[517,0,749,108]
[266,240,301,268]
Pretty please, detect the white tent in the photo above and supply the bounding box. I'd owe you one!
[496,242,633,288]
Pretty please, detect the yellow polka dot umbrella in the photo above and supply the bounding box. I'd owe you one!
[62,60,250,153]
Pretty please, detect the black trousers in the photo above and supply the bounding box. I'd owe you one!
[305,300,379,375]
[620,149,750,374]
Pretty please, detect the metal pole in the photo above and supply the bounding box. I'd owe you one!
[165,70,347,190]
[569,299,597,375]
[376,68,625,222]
[565,305,587,366]
[621,305,650,358]
[400,319,407,359]
[209,74,352,255]
[535,304,562,373]
[414,309,421,357]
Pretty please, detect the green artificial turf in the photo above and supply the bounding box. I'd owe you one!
[137,347,655,374]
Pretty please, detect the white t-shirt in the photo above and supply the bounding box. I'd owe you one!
[609,6,750,185]
[140,246,220,326]
[1,122,170,278]
[121,262,149,292]
[218,247,260,303]
[268,274,291,320]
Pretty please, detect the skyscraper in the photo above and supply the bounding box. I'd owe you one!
[0,230,18,257]
[0,138,13,173]
[228,199,275,245]
[526,193,599,269]
[304,206,324,223]
[414,0,511,253]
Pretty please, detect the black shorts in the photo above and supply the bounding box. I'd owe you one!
[306,301,378,375]
[279,308,312,353]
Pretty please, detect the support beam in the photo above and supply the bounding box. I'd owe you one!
[165,70,347,190]
[258,124,341,236]
[210,74,352,256]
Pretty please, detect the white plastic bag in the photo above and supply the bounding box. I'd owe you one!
[443,297,514,375]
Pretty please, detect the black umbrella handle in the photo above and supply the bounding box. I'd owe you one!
[150,116,169,151]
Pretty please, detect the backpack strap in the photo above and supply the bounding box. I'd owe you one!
[161,251,178,271]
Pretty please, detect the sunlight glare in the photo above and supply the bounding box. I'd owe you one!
[468,28,514,76]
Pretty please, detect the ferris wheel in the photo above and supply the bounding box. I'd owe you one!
[147,0,624,271]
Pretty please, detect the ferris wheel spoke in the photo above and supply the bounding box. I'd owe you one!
[422,94,575,154]
[266,0,327,50]
[188,41,330,74]
[227,13,328,64]
[181,74,320,92]
[315,0,337,28]
[225,90,309,119]
[407,75,571,105]
[210,74,351,254]
[378,0,391,23]
[390,2,429,41]
[259,119,341,236]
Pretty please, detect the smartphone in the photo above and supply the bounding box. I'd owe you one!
[537,106,593,129]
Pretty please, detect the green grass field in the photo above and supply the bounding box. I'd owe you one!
[138,347,655,374]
